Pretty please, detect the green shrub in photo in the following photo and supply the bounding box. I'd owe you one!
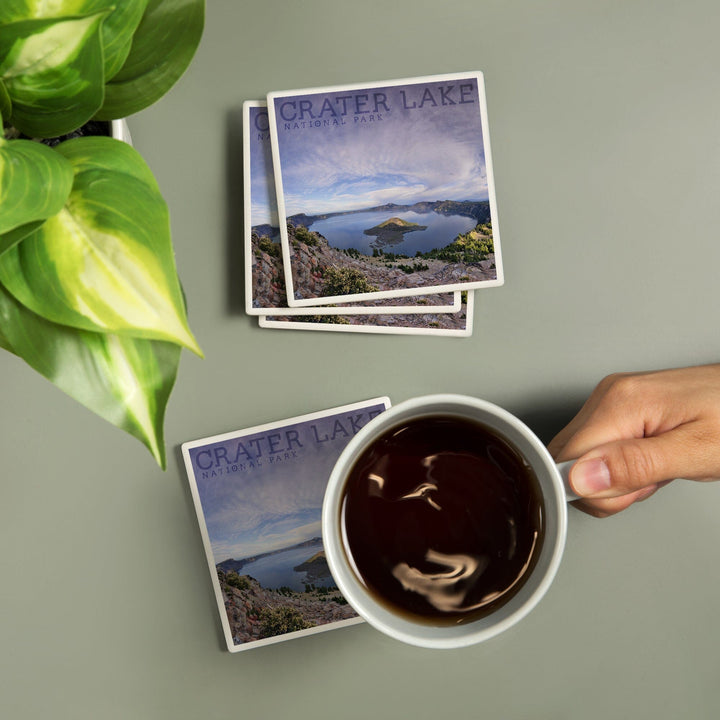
[397,262,429,274]
[420,222,494,264]
[259,607,313,638]
[225,572,251,591]
[292,224,319,246]
[320,266,378,296]
[257,235,281,257]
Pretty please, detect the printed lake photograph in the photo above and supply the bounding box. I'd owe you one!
[244,101,461,317]
[268,72,504,305]
[183,400,389,650]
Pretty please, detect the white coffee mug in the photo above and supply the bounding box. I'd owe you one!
[322,394,577,649]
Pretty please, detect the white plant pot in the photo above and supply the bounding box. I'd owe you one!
[111,119,132,145]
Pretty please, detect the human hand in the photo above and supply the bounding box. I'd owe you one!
[548,364,720,517]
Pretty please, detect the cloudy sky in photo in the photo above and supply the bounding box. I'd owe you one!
[247,104,277,227]
[189,403,387,562]
[272,76,489,216]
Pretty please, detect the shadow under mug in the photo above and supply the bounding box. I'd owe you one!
[321,394,577,649]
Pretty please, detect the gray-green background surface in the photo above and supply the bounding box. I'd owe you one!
[2,1,719,717]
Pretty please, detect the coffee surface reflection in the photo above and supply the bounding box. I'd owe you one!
[340,415,545,625]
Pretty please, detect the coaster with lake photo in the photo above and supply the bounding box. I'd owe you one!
[267,72,503,307]
[258,290,474,337]
[244,101,461,317]
[182,397,391,651]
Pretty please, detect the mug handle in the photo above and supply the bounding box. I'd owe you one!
[556,460,581,502]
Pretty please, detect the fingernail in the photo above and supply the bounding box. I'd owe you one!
[572,457,612,496]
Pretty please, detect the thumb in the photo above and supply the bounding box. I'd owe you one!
[569,433,687,499]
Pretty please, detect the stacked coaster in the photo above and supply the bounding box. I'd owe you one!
[243,72,503,337]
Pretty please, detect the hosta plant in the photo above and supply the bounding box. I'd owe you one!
[0,0,205,468]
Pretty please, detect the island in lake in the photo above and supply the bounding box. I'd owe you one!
[363,217,427,249]
[293,550,333,582]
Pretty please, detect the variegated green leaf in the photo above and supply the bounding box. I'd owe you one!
[57,130,159,188]
[0,12,107,137]
[0,321,13,353]
[0,80,11,121]
[0,136,202,355]
[0,1,149,81]
[96,0,149,80]
[97,0,204,120]
[0,135,73,234]
[0,1,31,21]
[0,280,179,467]
[0,220,44,257]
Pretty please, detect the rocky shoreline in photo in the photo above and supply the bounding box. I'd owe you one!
[251,231,475,329]
[250,200,494,306]
[250,223,493,330]
[288,231,493,300]
[218,568,357,646]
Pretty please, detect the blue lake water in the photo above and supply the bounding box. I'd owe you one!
[310,210,475,256]
[240,542,336,592]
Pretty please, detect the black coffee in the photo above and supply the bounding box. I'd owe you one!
[340,415,545,625]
